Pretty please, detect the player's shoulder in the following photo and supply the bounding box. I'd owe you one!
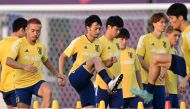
[98,35,105,42]
[126,47,135,53]
[71,35,84,44]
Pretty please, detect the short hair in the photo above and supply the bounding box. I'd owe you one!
[27,18,41,25]
[117,28,130,39]
[106,16,124,28]
[167,3,187,21]
[12,17,27,32]
[85,15,102,27]
[150,12,168,29]
[166,25,181,34]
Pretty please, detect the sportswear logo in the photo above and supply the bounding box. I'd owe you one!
[128,52,133,58]
[25,49,29,52]
[95,45,100,52]
[108,46,111,49]
[37,47,42,55]
[84,46,88,49]
[151,43,155,46]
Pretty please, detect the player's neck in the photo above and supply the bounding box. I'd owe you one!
[85,34,95,43]
[152,30,162,39]
[180,21,189,32]
[104,32,113,41]
[26,36,36,45]
[11,32,20,37]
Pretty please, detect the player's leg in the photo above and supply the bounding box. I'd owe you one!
[15,87,32,108]
[68,57,98,107]
[2,90,17,108]
[152,86,166,109]
[109,89,123,108]
[36,80,52,108]
[166,94,179,108]
[85,56,123,93]
[128,97,143,108]
[96,86,110,108]
[131,54,172,103]
[148,54,172,84]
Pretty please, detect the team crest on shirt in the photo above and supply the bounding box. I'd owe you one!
[37,47,42,55]
[128,52,133,58]
[116,43,120,49]
[108,46,111,49]
[95,45,100,52]
[84,46,88,49]
[162,41,167,48]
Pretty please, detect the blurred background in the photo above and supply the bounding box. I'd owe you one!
[0,0,190,108]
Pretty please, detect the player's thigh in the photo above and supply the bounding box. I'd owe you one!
[36,81,52,98]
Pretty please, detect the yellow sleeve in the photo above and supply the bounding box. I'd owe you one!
[182,32,190,72]
[136,35,146,56]
[135,53,141,71]
[64,38,78,57]
[9,39,21,60]
[41,45,48,62]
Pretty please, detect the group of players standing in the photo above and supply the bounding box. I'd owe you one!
[0,2,190,109]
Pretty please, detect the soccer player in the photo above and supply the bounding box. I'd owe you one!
[131,3,190,103]
[6,18,66,108]
[167,3,190,92]
[135,13,170,109]
[117,28,143,108]
[165,25,180,108]
[0,18,27,108]
[59,15,120,107]
[96,16,124,108]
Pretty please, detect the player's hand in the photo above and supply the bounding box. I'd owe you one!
[157,69,166,83]
[57,74,67,87]
[23,63,38,73]
[179,79,188,93]
[110,56,118,64]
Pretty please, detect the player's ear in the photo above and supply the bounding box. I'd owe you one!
[86,26,90,31]
[178,15,183,21]
[107,25,111,30]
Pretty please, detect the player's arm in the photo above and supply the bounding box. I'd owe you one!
[6,39,37,73]
[137,55,149,72]
[103,56,117,68]
[136,35,149,72]
[43,58,65,78]
[135,54,143,89]
[6,57,37,73]
[59,52,69,75]
[179,72,190,93]
[136,70,143,89]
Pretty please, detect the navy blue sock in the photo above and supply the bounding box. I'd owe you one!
[98,69,112,84]
[146,83,155,94]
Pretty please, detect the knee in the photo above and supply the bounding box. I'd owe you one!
[43,88,52,98]
[151,55,161,65]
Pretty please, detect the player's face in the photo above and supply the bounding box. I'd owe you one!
[118,37,127,49]
[26,24,41,42]
[169,16,181,29]
[88,22,101,38]
[167,30,180,46]
[108,26,121,38]
[153,18,166,32]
